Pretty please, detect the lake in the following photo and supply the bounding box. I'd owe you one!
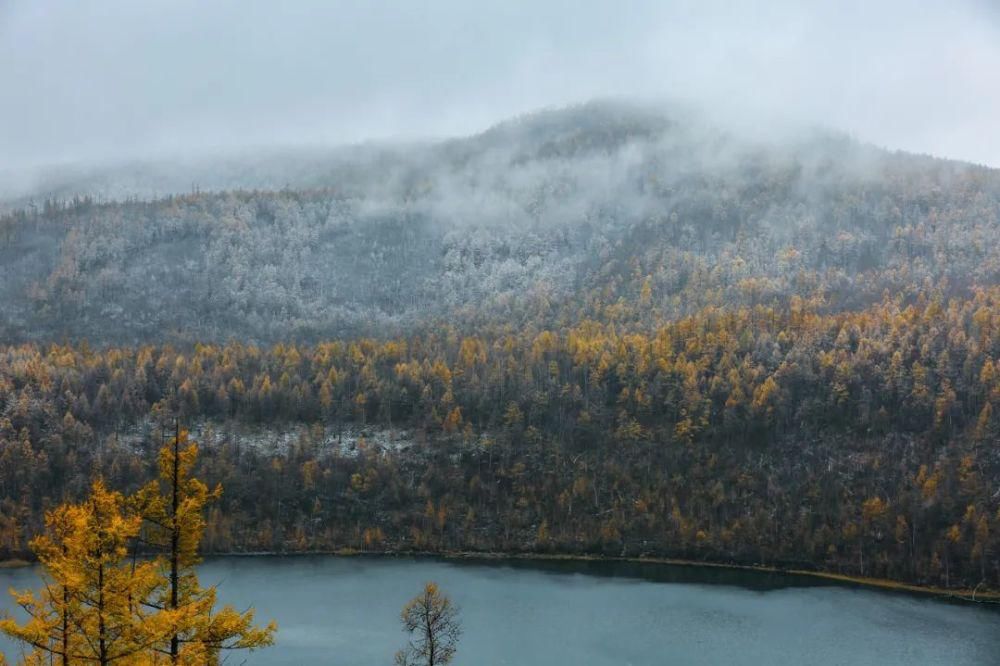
[0,555,997,665]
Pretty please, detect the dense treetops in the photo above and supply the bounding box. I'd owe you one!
[0,286,997,590]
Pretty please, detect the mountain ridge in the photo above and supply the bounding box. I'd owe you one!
[1,100,999,345]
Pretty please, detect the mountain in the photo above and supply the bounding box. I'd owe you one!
[3,100,998,344]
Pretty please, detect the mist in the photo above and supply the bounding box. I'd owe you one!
[2,0,999,176]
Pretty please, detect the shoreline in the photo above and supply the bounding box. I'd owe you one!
[4,548,997,604]
[0,559,30,569]
[202,549,1000,604]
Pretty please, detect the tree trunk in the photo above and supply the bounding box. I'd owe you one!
[170,421,180,661]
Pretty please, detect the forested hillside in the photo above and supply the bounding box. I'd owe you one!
[4,102,999,343]
[0,102,998,591]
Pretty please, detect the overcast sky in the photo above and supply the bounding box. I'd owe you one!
[1,0,999,172]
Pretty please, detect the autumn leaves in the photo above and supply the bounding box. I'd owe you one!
[395,582,461,666]
[0,429,274,665]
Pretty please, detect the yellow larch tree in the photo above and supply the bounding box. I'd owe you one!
[134,426,274,664]
[395,582,461,666]
[1,480,186,665]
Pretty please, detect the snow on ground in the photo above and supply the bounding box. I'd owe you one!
[110,418,415,459]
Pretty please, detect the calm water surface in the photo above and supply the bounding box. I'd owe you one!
[0,556,997,665]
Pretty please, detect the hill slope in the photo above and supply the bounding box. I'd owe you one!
[3,101,998,343]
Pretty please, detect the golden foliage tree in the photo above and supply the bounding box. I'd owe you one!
[395,582,461,666]
[1,429,275,665]
[134,426,275,664]
[0,481,186,665]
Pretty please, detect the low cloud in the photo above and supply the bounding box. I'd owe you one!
[1,0,998,172]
